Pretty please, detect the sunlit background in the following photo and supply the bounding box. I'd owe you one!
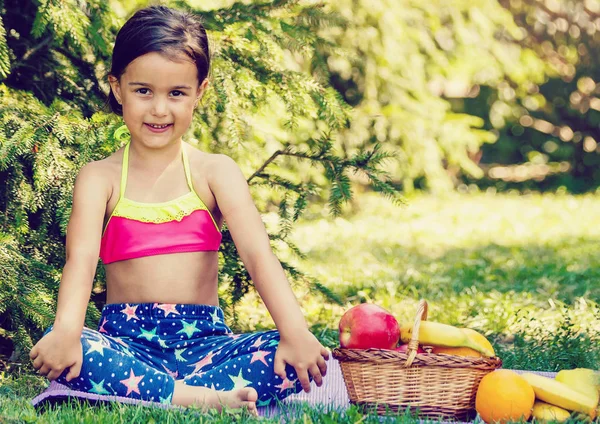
[1,0,599,400]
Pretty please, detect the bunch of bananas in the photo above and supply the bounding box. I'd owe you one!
[524,369,599,422]
[399,320,496,357]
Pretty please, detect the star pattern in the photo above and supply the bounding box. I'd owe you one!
[174,348,187,362]
[177,320,201,338]
[116,344,135,358]
[159,393,173,404]
[139,327,158,341]
[121,304,139,321]
[162,364,178,379]
[209,309,221,324]
[120,369,144,396]
[274,377,297,393]
[250,350,271,367]
[113,337,128,348]
[191,351,215,375]
[86,339,106,356]
[98,318,108,333]
[89,379,110,395]
[157,304,180,317]
[257,398,272,407]
[250,336,264,349]
[265,338,279,348]
[56,303,300,407]
[228,369,251,390]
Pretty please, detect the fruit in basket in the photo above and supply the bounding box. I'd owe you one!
[521,373,598,418]
[400,321,495,357]
[531,401,572,423]
[430,346,481,357]
[338,303,400,349]
[475,369,535,424]
[555,368,600,403]
[394,343,425,354]
[462,328,495,356]
[430,328,495,357]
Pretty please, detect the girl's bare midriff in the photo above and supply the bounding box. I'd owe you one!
[104,252,220,305]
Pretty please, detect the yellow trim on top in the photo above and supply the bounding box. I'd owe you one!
[113,193,208,224]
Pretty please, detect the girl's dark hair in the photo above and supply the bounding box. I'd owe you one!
[108,5,210,115]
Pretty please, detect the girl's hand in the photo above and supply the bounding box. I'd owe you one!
[29,328,83,382]
[273,329,330,392]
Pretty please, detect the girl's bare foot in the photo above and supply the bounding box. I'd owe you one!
[172,381,258,415]
[216,387,258,415]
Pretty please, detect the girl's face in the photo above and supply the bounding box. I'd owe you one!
[109,52,208,149]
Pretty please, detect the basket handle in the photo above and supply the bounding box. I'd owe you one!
[404,299,428,367]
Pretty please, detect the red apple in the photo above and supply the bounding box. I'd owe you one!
[394,344,425,354]
[338,303,400,349]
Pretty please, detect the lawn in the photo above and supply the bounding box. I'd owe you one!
[1,191,599,423]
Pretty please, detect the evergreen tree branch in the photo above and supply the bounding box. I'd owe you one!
[247,147,290,183]
[21,35,53,62]
[0,15,11,79]
[54,46,107,102]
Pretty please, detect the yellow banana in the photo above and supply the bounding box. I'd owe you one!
[400,321,495,357]
[521,373,598,419]
[555,369,600,402]
[531,401,571,422]
[462,328,495,357]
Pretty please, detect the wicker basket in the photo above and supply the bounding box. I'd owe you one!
[332,300,502,420]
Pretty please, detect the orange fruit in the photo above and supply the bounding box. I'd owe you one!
[476,370,535,424]
[430,346,482,357]
[462,328,495,357]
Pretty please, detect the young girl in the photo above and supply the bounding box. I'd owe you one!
[29,5,329,415]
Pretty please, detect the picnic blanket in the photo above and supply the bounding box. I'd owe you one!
[31,357,557,422]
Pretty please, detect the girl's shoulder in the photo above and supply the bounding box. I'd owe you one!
[74,147,124,194]
[83,148,123,178]
[185,145,240,176]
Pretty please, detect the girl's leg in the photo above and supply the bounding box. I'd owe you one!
[181,330,305,406]
[52,327,175,403]
[102,302,260,413]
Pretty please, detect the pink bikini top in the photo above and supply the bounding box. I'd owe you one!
[99,142,222,264]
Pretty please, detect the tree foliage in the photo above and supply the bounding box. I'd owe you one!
[0,0,397,363]
[322,0,548,192]
[464,0,600,192]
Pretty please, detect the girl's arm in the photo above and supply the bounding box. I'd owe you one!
[54,162,109,334]
[208,155,307,332]
[208,155,329,392]
[30,162,109,381]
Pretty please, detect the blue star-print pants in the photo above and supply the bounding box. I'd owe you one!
[50,303,304,406]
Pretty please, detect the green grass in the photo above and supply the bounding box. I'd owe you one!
[242,191,600,370]
[2,192,599,422]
